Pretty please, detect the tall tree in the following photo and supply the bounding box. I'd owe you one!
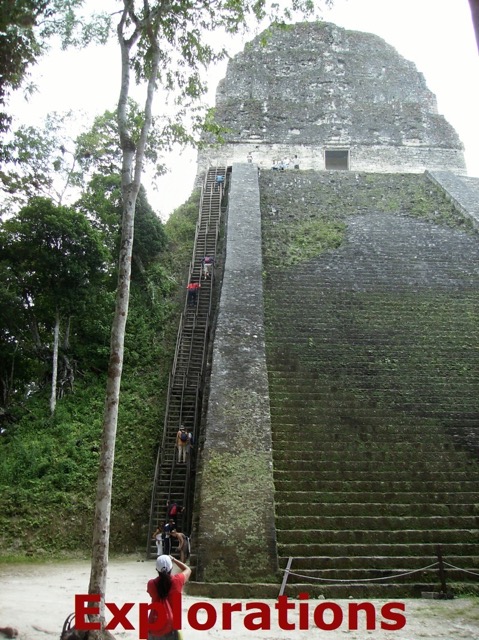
[0,111,85,210]
[469,0,479,51]
[88,0,332,633]
[0,197,109,414]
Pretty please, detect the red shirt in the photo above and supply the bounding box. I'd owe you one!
[187,283,200,291]
[147,572,186,614]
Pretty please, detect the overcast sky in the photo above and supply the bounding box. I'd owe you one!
[9,0,479,219]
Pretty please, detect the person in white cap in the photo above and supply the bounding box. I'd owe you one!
[146,555,191,639]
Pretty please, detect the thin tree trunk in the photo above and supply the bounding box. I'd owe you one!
[469,0,479,52]
[63,316,71,350]
[87,4,161,634]
[50,309,60,415]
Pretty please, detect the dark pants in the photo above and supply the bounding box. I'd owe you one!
[162,536,171,555]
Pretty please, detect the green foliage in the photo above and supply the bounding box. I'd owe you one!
[0,112,84,208]
[163,188,201,277]
[75,173,122,253]
[75,101,169,179]
[0,197,111,405]
[0,184,198,555]
[76,172,167,277]
[0,197,109,316]
[133,186,168,272]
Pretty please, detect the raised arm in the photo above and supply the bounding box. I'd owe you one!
[171,555,191,581]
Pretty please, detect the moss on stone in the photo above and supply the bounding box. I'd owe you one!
[260,171,475,271]
[200,449,278,583]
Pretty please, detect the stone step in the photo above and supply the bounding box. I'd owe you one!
[274,479,478,492]
[275,501,479,517]
[278,554,479,571]
[276,528,478,545]
[269,380,478,392]
[272,447,473,461]
[271,437,467,449]
[272,444,478,459]
[187,580,479,599]
[276,490,479,504]
[273,462,479,476]
[275,515,479,531]
[268,341,478,352]
[277,542,479,557]
[271,438,471,452]
[271,422,463,433]
[271,408,475,419]
[271,404,477,417]
[270,404,477,415]
[274,469,479,482]
[270,340,476,351]
[271,420,478,431]
[277,581,479,599]
[273,454,476,470]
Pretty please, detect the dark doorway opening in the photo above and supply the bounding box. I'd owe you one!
[325,149,349,170]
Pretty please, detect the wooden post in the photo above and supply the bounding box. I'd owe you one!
[279,557,293,597]
[436,544,448,595]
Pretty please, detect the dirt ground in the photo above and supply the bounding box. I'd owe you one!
[0,558,478,640]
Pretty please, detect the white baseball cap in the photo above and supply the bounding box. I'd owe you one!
[156,555,172,574]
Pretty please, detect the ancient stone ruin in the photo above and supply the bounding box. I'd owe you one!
[197,21,466,174]
[188,22,479,597]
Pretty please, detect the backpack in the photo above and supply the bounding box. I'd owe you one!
[148,594,174,639]
[60,613,89,640]
[180,431,188,442]
[168,503,178,517]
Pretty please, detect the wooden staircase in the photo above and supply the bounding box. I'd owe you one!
[147,167,226,557]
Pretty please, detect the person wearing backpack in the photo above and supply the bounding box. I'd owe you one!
[166,500,183,528]
[201,255,215,280]
[176,426,188,463]
[147,555,191,640]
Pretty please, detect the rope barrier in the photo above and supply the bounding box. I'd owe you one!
[281,559,479,585]
[443,562,479,577]
[282,562,440,584]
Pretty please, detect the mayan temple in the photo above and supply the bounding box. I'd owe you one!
[196,21,466,174]
[149,22,479,599]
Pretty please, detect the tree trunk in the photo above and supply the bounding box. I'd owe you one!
[469,0,479,52]
[87,4,161,635]
[63,316,71,350]
[87,190,136,629]
[50,309,60,415]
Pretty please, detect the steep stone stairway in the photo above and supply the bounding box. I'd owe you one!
[147,167,226,556]
[262,171,479,597]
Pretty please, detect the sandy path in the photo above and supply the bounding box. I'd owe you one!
[0,558,478,639]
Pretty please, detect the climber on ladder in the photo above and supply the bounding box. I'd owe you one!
[201,255,215,280]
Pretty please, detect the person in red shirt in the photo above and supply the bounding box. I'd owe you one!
[186,281,200,307]
[147,555,191,640]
